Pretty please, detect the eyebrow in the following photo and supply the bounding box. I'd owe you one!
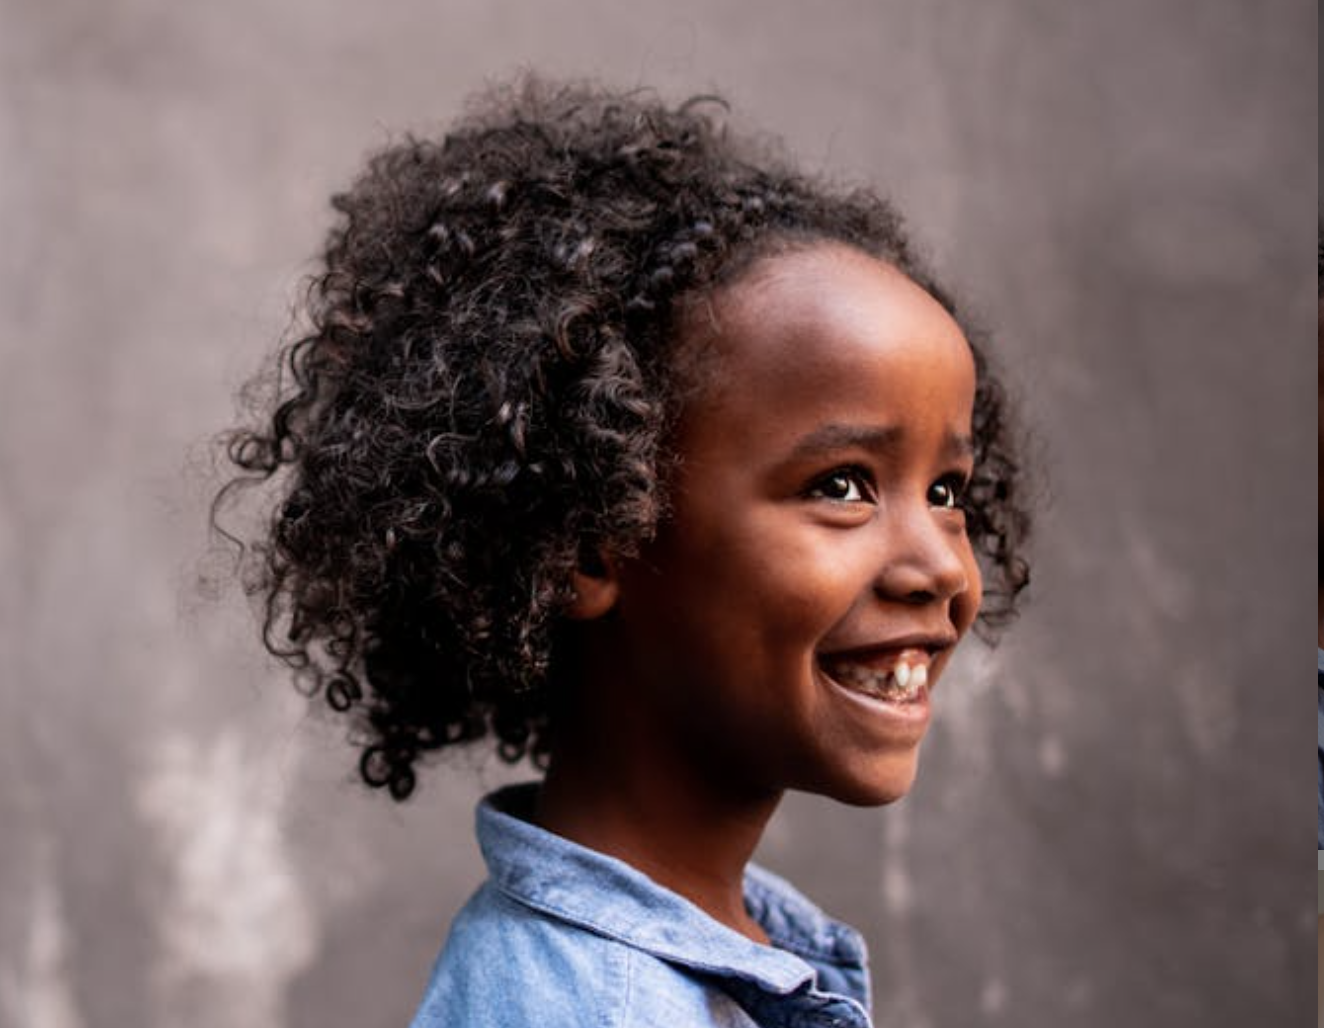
[784,423,974,463]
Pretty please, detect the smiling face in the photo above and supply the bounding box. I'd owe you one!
[593,242,982,808]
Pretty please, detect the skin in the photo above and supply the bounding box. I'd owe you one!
[538,243,982,943]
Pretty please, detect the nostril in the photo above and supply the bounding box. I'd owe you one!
[871,531,971,603]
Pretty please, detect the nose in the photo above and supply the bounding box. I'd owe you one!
[871,505,971,606]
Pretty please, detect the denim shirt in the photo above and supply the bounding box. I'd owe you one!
[408,783,873,1028]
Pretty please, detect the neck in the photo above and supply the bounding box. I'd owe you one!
[536,726,780,944]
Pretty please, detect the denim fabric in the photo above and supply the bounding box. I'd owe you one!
[408,783,873,1028]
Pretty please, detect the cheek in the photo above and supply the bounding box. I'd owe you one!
[693,522,856,656]
[955,544,983,636]
[718,548,843,652]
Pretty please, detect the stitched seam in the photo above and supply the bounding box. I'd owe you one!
[487,876,813,991]
[615,946,635,1028]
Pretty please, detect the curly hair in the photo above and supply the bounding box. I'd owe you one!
[215,77,1032,800]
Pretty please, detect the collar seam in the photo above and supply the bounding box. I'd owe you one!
[487,874,819,993]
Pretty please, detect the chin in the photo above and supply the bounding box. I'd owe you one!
[815,755,921,808]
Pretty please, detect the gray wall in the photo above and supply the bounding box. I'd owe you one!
[0,2,1313,1026]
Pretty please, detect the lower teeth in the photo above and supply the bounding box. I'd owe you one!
[828,667,922,701]
[871,684,918,701]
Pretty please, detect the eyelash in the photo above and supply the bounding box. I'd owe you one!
[806,466,875,504]
[805,467,969,510]
[927,473,969,511]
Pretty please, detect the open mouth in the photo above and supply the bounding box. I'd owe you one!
[817,648,932,704]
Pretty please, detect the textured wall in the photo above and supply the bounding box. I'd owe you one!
[0,2,1313,1026]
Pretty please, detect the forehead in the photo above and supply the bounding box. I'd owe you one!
[673,244,975,439]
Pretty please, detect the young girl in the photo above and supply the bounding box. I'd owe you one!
[218,77,1030,1027]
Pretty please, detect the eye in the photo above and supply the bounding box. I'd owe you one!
[928,473,968,510]
[807,467,874,504]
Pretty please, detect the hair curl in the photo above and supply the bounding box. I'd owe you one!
[215,77,1032,800]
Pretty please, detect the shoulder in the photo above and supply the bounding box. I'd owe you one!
[407,883,757,1028]
[407,882,616,1027]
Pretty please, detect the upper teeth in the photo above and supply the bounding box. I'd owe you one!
[830,660,928,699]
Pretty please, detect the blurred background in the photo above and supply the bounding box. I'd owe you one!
[0,2,1314,1026]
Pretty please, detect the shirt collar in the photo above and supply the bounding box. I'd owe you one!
[475,783,868,997]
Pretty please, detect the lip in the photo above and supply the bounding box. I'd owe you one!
[813,632,956,738]
[816,632,958,671]
[814,662,932,739]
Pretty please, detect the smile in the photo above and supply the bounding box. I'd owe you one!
[817,647,935,704]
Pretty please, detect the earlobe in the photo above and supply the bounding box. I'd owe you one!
[565,553,620,620]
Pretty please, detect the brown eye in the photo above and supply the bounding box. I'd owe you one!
[808,468,872,503]
[927,475,967,510]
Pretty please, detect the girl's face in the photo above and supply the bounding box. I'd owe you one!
[605,243,982,807]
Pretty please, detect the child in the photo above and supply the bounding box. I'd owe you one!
[218,77,1030,1027]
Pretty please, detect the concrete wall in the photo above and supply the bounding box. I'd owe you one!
[0,2,1313,1026]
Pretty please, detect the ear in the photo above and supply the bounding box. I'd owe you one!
[565,549,620,621]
